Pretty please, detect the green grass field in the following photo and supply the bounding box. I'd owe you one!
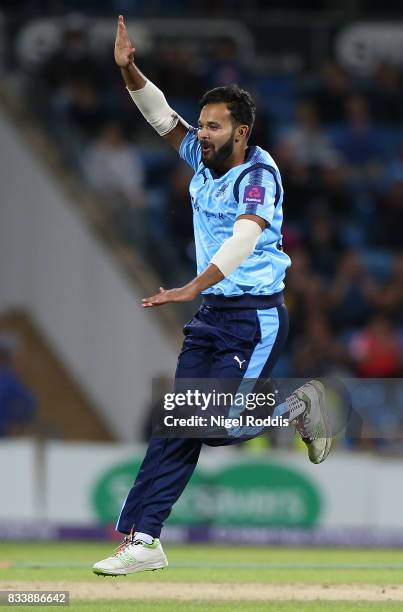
[1,541,403,611]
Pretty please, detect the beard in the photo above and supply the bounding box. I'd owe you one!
[202,131,235,172]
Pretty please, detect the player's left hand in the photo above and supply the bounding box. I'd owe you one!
[142,285,197,307]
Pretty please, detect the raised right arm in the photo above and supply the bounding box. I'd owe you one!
[115,15,188,151]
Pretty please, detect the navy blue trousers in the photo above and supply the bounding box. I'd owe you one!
[117,295,288,537]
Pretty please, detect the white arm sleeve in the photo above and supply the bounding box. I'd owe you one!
[127,79,189,136]
[210,219,262,277]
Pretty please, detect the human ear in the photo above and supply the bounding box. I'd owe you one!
[236,125,248,141]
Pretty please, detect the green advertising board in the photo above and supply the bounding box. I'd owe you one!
[92,458,321,528]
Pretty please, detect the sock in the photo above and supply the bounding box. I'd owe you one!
[134,531,154,544]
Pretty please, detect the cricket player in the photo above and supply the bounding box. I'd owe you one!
[93,16,331,576]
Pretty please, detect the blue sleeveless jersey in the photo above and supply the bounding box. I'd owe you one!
[179,128,291,296]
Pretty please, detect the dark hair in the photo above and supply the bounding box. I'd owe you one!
[199,84,256,138]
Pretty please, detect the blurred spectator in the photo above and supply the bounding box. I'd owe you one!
[304,206,343,278]
[349,315,402,377]
[292,315,350,377]
[369,62,403,125]
[205,37,247,89]
[149,44,206,102]
[38,14,103,92]
[81,122,146,207]
[249,109,272,152]
[312,61,351,125]
[327,251,377,331]
[329,94,384,184]
[0,334,36,437]
[81,122,148,248]
[60,81,107,141]
[278,102,337,169]
[272,142,316,222]
[285,248,324,341]
[285,247,314,318]
[46,81,108,164]
[316,159,354,219]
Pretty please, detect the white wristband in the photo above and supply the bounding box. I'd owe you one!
[127,79,189,136]
[210,219,262,277]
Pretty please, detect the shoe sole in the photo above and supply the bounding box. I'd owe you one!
[306,379,332,464]
[93,559,168,576]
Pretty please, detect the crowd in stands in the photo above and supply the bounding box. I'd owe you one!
[3,12,403,446]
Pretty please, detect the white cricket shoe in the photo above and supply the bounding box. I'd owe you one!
[286,380,332,464]
[93,535,168,576]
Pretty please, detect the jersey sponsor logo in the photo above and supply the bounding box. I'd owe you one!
[243,185,265,205]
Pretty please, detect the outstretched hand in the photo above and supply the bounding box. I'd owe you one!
[142,286,198,308]
[114,15,135,68]
[142,265,224,308]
